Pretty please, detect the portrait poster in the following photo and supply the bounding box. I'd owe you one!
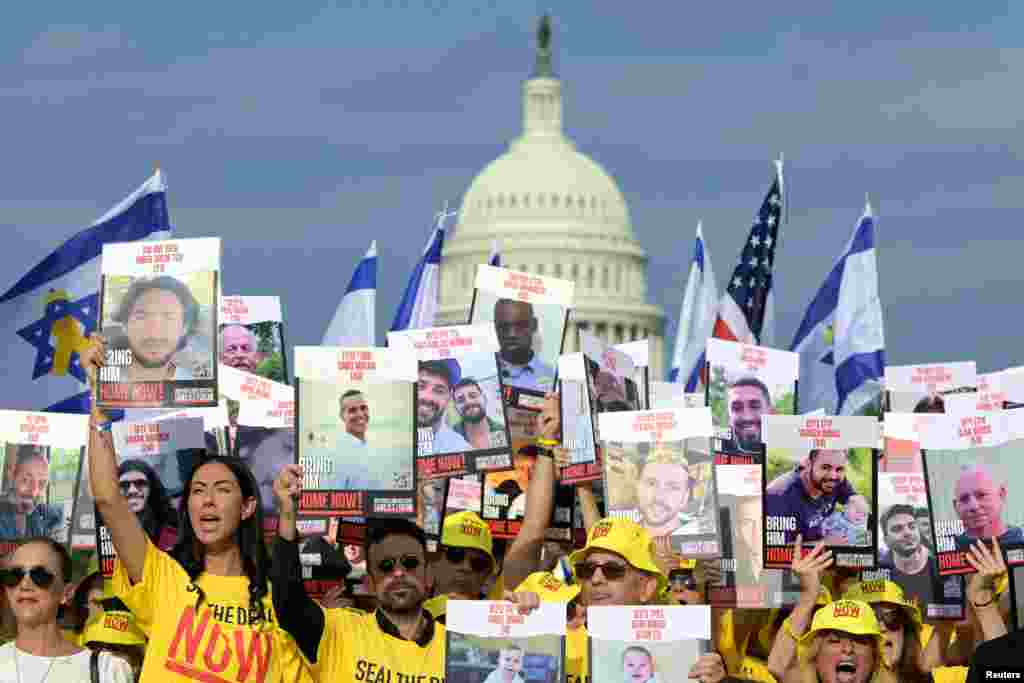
[220,363,295,537]
[868,464,964,620]
[649,382,704,410]
[389,324,514,479]
[417,477,446,550]
[295,346,416,519]
[614,340,651,409]
[918,410,1024,575]
[883,361,977,414]
[976,371,1009,413]
[600,408,721,556]
[96,416,205,575]
[705,338,799,464]
[126,401,231,456]
[558,353,600,485]
[98,237,220,409]
[219,295,288,384]
[581,331,642,419]
[298,517,351,600]
[0,411,87,555]
[711,464,801,608]
[469,265,574,411]
[762,415,880,569]
[445,600,565,683]
[587,605,709,683]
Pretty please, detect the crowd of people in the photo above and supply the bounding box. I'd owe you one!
[0,335,1016,682]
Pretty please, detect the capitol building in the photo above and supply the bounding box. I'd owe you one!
[437,17,667,378]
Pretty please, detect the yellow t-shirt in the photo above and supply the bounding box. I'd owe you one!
[112,540,308,683]
[565,625,588,683]
[423,574,508,621]
[933,666,967,683]
[314,607,445,683]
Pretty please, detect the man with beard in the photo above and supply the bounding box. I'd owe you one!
[417,360,471,455]
[452,379,507,449]
[117,459,176,548]
[765,449,867,545]
[914,507,933,551]
[0,446,62,540]
[493,299,555,393]
[272,463,447,681]
[482,645,527,683]
[720,377,774,455]
[109,276,209,382]
[876,504,941,610]
[425,511,498,622]
[218,324,264,373]
[632,445,706,538]
[952,463,1024,552]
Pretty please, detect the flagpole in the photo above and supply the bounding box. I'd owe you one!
[775,154,786,226]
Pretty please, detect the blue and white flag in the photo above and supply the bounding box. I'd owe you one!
[791,200,885,415]
[0,170,171,413]
[668,222,718,390]
[488,239,501,267]
[389,206,454,333]
[322,240,377,346]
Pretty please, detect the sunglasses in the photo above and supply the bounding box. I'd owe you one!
[0,566,57,590]
[873,607,906,631]
[375,555,422,575]
[670,575,698,591]
[119,479,149,493]
[574,561,629,582]
[443,546,492,574]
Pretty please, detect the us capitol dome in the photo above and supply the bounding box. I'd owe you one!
[437,16,666,377]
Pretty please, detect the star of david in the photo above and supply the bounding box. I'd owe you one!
[17,291,99,384]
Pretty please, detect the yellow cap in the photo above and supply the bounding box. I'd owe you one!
[441,511,495,573]
[568,517,668,595]
[739,656,779,683]
[842,579,922,627]
[80,609,146,648]
[423,594,448,620]
[515,572,580,603]
[802,600,883,645]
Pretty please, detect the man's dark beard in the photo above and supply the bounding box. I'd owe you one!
[501,347,533,365]
[417,402,442,429]
[128,341,178,369]
[463,406,486,424]
[892,538,919,558]
[733,423,760,452]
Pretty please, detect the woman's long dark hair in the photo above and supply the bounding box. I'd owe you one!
[118,459,175,542]
[68,571,104,633]
[170,455,270,624]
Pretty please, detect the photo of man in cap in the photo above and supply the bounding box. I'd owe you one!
[417,359,472,456]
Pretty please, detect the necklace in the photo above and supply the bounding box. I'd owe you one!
[12,646,59,683]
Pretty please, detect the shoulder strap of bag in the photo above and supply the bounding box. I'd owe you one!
[90,649,100,683]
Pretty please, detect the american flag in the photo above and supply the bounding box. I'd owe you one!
[711,161,783,344]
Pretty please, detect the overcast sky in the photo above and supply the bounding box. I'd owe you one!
[2,2,1021,376]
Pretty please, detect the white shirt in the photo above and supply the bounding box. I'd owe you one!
[498,354,556,393]
[319,431,384,489]
[418,423,471,456]
[482,669,527,683]
[0,644,133,683]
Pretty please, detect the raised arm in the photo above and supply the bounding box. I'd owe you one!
[270,463,327,664]
[82,335,149,583]
[503,393,559,589]
[965,538,1008,643]
[767,536,832,683]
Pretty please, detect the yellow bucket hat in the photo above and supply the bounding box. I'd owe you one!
[842,579,922,627]
[441,511,495,573]
[802,599,882,646]
[568,517,667,594]
[515,571,581,603]
[80,609,146,648]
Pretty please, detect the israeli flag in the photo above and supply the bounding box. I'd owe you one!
[791,201,885,414]
[488,239,501,267]
[389,207,454,333]
[0,171,171,412]
[322,240,377,346]
[668,222,717,390]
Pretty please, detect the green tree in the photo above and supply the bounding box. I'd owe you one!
[255,354,287,384]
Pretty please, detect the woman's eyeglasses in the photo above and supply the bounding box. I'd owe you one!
[119,479,149,494]
[574,561,629,581]
[670,574,698,591]
[0,566,57,590]
[375,555,422,575]
[443,547,492,574]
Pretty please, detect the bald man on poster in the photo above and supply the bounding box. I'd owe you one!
[952,462,1024,552]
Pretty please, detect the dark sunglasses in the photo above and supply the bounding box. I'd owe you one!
[119,479,149,493]
[0,566,57,590]
[670,574,698,591]
[375,555,422,575]
[574,560,629,581]
[873,607,906,631]
[443,546,492,574]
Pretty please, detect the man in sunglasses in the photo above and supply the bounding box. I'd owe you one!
[425,511,498,622]
[0,445,62,541]
[271,463,446,682]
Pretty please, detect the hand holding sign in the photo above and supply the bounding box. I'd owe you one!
[274,463,304,511]
[791,535,832,604]
[965,537,1006,608]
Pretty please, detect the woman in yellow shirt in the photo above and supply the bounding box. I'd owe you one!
[82,335,308,683]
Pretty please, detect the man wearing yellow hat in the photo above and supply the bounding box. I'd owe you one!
[425,510,500,621]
